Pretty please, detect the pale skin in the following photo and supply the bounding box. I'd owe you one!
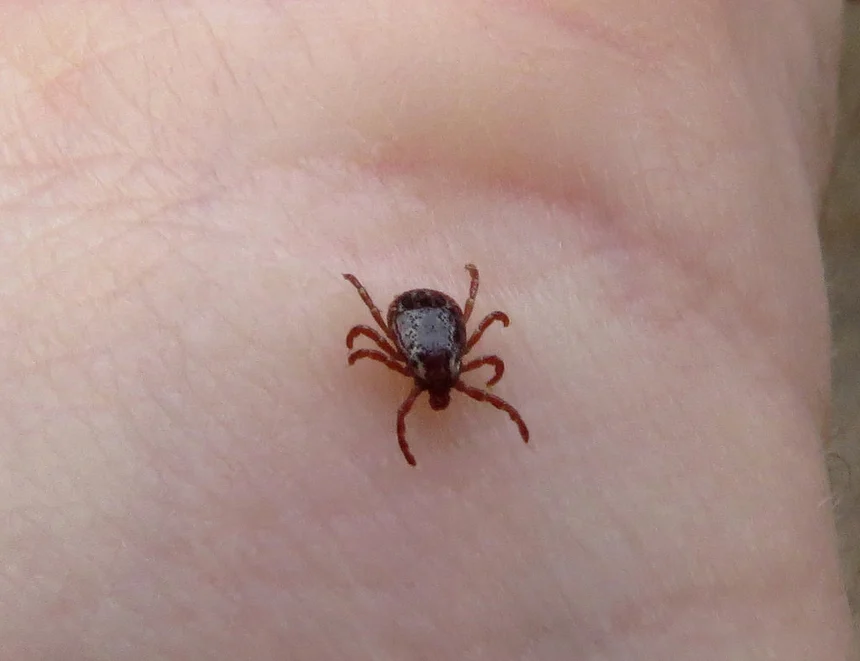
[0,1,851,659]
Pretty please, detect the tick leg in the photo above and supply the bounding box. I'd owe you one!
[397,385,424,466]
[346,324,402,358]
[461,355,505,387]
[462,263,480,323]
[343,273,398,344]
[465,311,510,353]
[454,381,529,444]
[348,349,411,377]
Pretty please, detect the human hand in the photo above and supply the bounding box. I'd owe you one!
[0,2,850,659]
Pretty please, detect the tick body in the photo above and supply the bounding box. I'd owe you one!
[343,264,529,466]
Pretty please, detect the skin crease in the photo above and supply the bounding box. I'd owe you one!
[0,0,851,659]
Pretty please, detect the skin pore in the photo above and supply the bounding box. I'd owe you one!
[0,1,851,659]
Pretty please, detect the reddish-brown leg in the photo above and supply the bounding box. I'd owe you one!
[348,349,411,377]
[346,324,402,358]
[397,385,424,466]
[465,311,510,353]
[462,263,480,323]
[454,381,529,443]
[461,354,505,387]
[343,273,398,344]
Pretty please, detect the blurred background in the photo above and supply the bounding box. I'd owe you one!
[824,2,860,634]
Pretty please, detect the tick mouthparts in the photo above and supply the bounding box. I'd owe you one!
[428,389,451,410]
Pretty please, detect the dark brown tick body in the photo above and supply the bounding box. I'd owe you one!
[343,264,529,466]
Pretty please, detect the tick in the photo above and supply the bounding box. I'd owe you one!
[342,263,529,466]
